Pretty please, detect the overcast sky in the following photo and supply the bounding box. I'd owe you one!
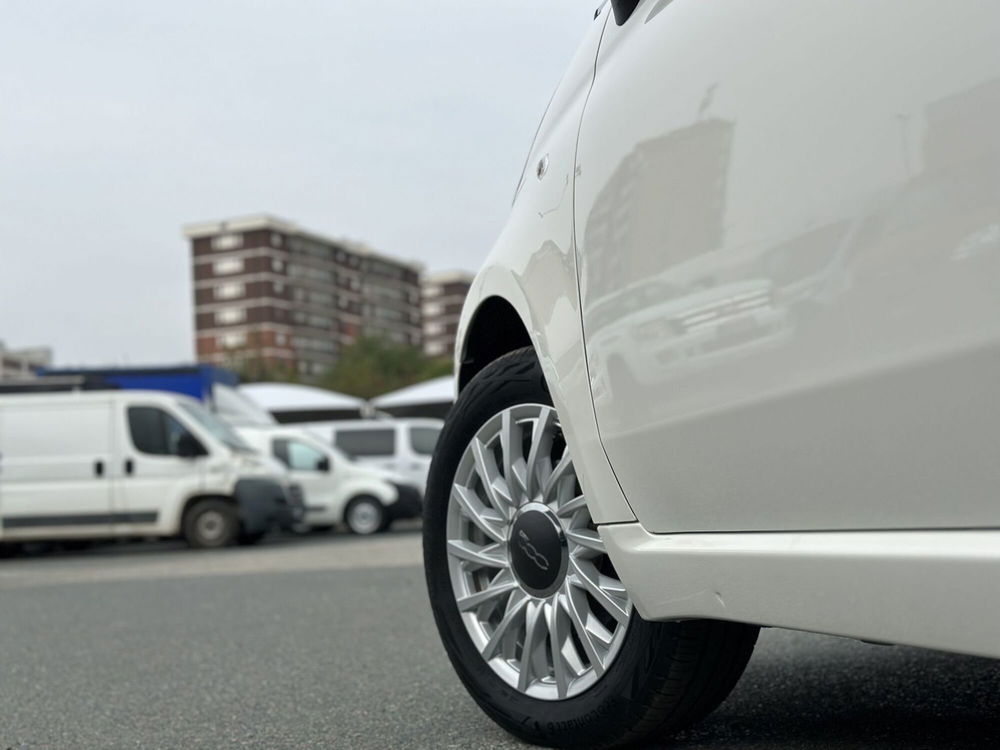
[0,0,594,366]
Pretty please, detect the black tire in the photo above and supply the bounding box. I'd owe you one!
[57,540,95,552]
[310,524,336,533]
[237,530,267,546]
[344,495,386,535]
[424,347,759,749]
[182,499,240,549]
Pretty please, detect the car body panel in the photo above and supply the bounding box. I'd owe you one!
[574,0,1000,532]
[306,418,443,495]
[454,0,1000,657]
[602,523,1000,659]
[455,8,636,524]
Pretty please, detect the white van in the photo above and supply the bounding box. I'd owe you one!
[235,425,421,535]
[0,391,300,549]
[305,418,443,494]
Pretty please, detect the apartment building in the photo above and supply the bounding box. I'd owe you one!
[421,271,473,358]
[185,215,423,378]
[0,341,52,380]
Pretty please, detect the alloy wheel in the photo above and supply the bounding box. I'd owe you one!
[445,403,632,700]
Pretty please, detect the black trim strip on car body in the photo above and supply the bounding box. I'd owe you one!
[610,0,641,24]
[1,512,159,529]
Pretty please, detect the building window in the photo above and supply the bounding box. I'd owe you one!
[423,285,442,298]
[211,233,242,251]
[218,332,247,349]
[272,258,284,272]
[423,302,443,317]
[215,282,244,300]
[215,308,246,326]
[426,341,447,356]
[274,282,284,294]
[426,322,445,336]
[271,233,283,248]
[276,333,286,346]
[213,257,244,275]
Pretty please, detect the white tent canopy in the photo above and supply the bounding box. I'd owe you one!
[240,382,366,413]
[371,375,455,409]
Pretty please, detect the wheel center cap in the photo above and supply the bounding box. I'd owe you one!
[509,503,568,597]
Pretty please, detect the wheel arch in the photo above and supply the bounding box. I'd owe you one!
[339,478,396,509]
[457,296,533,392]
[177,494,236,533]
[453,270,636,524]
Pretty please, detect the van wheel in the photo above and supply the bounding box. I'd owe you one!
[424,348,760,748]
[345,496,386,535]
[183,499,239,549]
[237,530,267,546]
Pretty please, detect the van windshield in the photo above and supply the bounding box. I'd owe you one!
[179,401,252,452]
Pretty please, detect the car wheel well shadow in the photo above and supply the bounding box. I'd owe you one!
[458,297,533,391]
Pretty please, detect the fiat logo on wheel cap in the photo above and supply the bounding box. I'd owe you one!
[517,529,550,571]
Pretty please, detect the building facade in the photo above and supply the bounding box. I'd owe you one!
[0,341,52,380]
[421,271,473,358]
[185,215,423,378]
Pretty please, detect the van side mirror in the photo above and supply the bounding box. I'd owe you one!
[177,434,206,459]
[316,456,331,473]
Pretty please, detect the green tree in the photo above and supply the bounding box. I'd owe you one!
[219,331,300,384]
[320,336,451,399]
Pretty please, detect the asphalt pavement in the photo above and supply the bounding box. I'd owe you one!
[1,526,998,749]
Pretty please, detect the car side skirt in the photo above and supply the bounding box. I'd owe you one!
[602,523,1000,659]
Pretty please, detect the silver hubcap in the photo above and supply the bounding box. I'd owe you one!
[196,510,226,542]
[446,403,632,701]
[349,501,381,534]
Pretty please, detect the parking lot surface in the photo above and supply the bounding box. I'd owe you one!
[2,527,999,749]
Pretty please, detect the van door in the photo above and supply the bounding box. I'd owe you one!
[273,437,333,516]
[0,399,114,536]
[574,0,1000,533]
[114,403,207,533]
[402,425,440,494]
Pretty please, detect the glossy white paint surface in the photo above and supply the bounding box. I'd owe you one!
[456,7,636,524]
[575,0,1000,532]
[456,0,1000,652]
[602,523,1000,659]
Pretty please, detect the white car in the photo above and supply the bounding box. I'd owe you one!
[235,425,421,535]
[0,391,299,549]
[423,2,1000,747]
[306,418,442,494]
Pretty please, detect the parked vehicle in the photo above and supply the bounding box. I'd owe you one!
[307,418,442,494]
[38,364,239,404]
[0,391,301,549]
[235,425,421,535]
[422,2,1000,748]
